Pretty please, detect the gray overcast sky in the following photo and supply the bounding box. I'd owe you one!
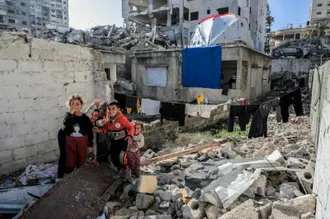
[69,0,311,31]
[69,0,123,30]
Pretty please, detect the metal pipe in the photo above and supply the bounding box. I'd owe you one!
[0,204,24,214]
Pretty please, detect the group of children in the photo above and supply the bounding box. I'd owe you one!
[59,94,145,179]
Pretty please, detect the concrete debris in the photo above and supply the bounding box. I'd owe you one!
[36,22,175,51]
[258,203,272,219]
[270,202,301,219]
[272,36,330,59]
[292,194,316,215]
[137,176,158,194]
[17,163,58,186]
[136,194,155,210]
[219,199,258,219]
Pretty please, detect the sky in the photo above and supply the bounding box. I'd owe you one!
[69,0,312,31]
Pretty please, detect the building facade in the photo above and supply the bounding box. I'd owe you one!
[122,0,267,52]
[0,0,68,34]
[310,0,330,24]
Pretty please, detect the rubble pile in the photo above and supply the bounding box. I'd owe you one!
[272,36,330,59]
[36,22,174,50]
[99,115,316,219]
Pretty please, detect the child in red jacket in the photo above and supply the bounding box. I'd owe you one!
[94,102,134,178]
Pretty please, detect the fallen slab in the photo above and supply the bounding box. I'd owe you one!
[19,163,119,219]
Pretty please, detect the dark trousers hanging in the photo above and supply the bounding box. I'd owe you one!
[228,105,259,132]
[280,89,303,123]
[248,107,269,138]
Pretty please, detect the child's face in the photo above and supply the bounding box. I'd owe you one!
[134,125,142,135]
[91,111,99,123]
[108,105,120,117]
[71,99,82,113]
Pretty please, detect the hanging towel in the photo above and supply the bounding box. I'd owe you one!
[141,99,160,116]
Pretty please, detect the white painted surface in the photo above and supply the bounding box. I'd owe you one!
[147,67,167,87]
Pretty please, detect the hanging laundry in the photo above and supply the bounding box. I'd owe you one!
[160,102,186,126]
[190,94,205,104]
[248,107,269,138]
[228,105,259,132]
[141,99,160,116]
[114,93,127,110]
[126,95,137,108]
[276,106,282,122]
[248,98,279,138]
[280,89,303,123]
[137,99,141,113]
[126,108,132,114]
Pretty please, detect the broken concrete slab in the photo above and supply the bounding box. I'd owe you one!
[221,148,237,159]
[270,202,301,219]
[292,194,316,215]
[115,207,136,218]
[296,158,315,194]
[219,199,258,219]
[137,176,157,194]
[205,205,221,219]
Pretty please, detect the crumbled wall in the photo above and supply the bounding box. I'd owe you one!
[141,102,230,150]
[0,32,107,173]
[310,60,330,218]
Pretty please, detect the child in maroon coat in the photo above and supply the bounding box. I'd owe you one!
[127,123,145,178]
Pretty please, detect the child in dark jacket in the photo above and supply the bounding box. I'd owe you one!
[63,94,93,173]
[94,102,134,178]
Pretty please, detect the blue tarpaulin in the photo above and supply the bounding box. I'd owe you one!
[182,46,222,89]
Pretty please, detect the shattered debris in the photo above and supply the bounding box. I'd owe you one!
[35,22,175,51]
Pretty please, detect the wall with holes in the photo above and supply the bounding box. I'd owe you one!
[0,32,110,173]
[310,60,330,218]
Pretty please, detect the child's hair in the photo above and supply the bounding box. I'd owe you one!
[108,102,120,109]
[66,94,85,108]
[134,123,143,129]
[93,109,100,113]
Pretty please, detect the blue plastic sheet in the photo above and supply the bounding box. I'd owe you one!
[182,46,222,89]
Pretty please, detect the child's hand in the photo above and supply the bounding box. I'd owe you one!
[94,97,102,106]
[126,136,133,145]
[69,105,75,114]
[87,147,93,153]
[93,127,101,133]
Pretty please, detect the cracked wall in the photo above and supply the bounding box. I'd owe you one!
[0,32,107,173]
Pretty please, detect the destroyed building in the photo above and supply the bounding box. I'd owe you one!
[0,0,69,34]
[122,0,266,51]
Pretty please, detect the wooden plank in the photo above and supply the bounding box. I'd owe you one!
[141,140,228,166]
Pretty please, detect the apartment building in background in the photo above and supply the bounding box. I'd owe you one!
[0,0,69,34]
[122,0,267,52]
[310,0,330,24]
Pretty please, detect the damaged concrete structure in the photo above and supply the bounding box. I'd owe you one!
[310,59,330,218]
[122,0,267,51]
[132,41,272,103]
[0,32,125,173]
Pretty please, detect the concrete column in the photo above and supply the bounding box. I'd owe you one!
[109,63,117,82]
[167,10,172,27]
[148,0,153,13]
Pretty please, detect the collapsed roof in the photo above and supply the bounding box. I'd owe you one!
[189,13,254,49]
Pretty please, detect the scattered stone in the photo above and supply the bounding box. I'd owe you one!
[180,161,193,168]
[115,208,135,218]
[159,201,170,208]
[145,209,157,216]
[279,183,298,199]
[292,194,316,215]
[171,188,182,202]
[171,177,185,188]
[197,155,208,162]
[141,149,156,160]
[205,205,221,219]
[270,202,301,219]
[155,190,172,202]
[121,184,135,200]
[136,193,155,210]
[258,203,272,219]
[106,202,122,213]
[182,198,204,219]
[206,150,216,159]
[219,199,258,219]
[175,198,184,211]
[221,148,237,159]
[170,165,181,171]
[266,186,276,196]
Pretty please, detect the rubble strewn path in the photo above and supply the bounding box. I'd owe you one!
[100,115,316,219]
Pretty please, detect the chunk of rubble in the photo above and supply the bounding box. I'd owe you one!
[205,205,221,219]
[135,194,154,210]
[219,199,258,219]
[270,202,301,219]
[291,194,316,215]
[250,174,267,197]
[258,203,272,219]
[182,198,205,219]
[137,175,157,194]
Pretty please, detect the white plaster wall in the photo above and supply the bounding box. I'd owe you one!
[0,32,108,173]
[311,60,330,218]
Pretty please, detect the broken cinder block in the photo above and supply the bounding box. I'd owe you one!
[270,202,301,219]
[137,175,157,194]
